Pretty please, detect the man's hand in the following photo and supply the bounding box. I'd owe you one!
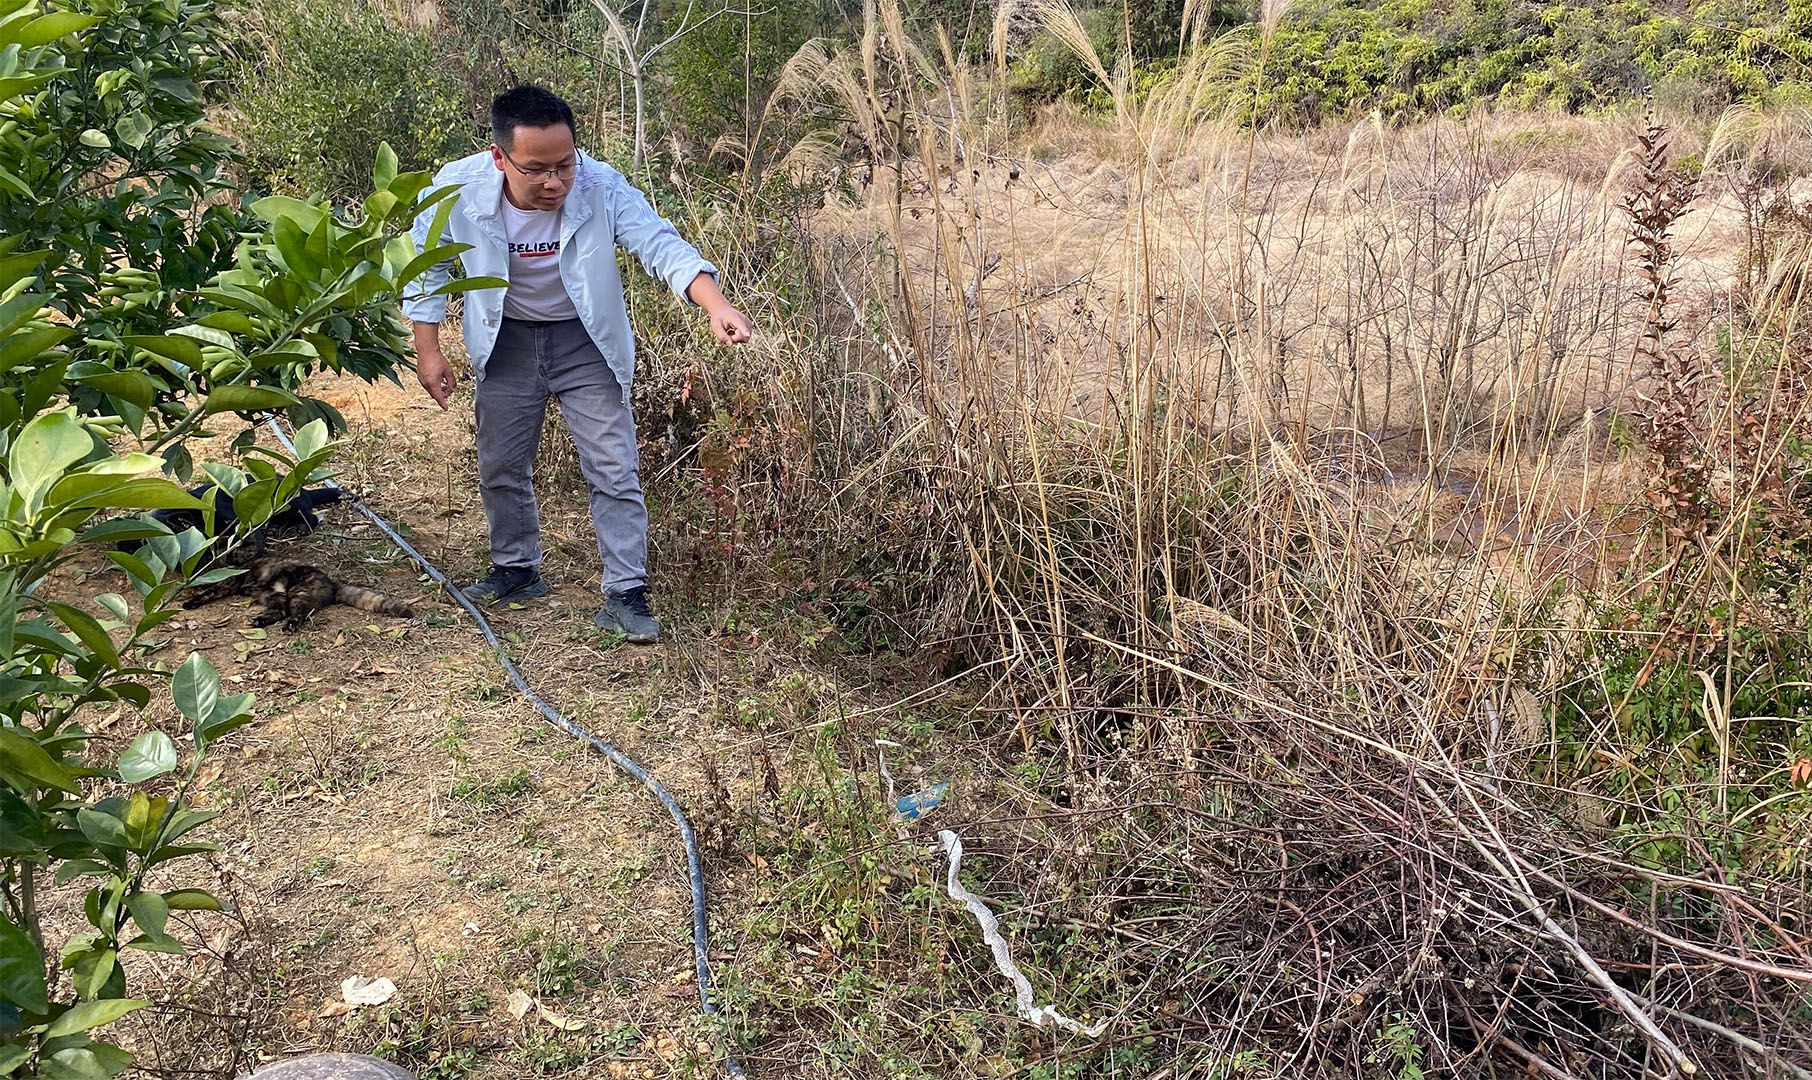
[686,272,753,346]
[412,321,456,409]
[416,349,458,410]
[706,304,754,345]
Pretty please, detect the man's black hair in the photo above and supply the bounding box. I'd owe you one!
[491,85,577,149]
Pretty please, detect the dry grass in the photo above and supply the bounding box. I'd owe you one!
[623,4,1812,1075]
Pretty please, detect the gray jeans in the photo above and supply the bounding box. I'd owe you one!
[475,318,646,594]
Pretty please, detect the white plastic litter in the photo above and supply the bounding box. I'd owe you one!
[875,739,902,804]
[937,829,1108,1037]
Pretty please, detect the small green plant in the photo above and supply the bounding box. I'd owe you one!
[417,1049,479,1080]
[451,768,533,806]
[1368,1015,1426,1080]
[522,928,590,998]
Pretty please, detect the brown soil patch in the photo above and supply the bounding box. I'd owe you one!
[91,371,764,1078]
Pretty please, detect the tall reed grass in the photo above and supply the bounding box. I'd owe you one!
[624,4,1812,1073]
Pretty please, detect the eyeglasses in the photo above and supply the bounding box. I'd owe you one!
[499,146,580,182]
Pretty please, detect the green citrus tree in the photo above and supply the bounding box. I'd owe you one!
[0,0,496,1072]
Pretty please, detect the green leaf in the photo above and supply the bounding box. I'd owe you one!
[45,999,148,1038]
[215,689,255,720]
[429,276,508,296]
[113,111,152,151]
[75,808,127,851]
[161,441,192,482]
[95,594,130,621]
[162,889,223,912]
[123,335,204,369]
[394,243,466,290]
[373,142,399,190]
[84,518,169,547]
[271,213,312,276]
[117,732,176,783]
[0,917,48,1014]
[195,310,256,335]
[123,791,166,851]
[0,290,49,340]
[0,164,29,202]
[55,477,206,512]
[41,1045,130,1080]
[150,75,199,103]
[10,410,92,504]
[171,652,218,724]
[124,891,169,940]
[292,418,330,461]
[0,1044,30,1075]
[77,128,110,150]
[53,861,111,886]
[202,385,301,415]
[158,807,220,846]
[73,370,156,411]
[305,208,333,267]
[229,478,277,532]
[0,729,79,795]
[248,195,326,232]
[66,945,121,1003]
[0,791,45,858]
[195,712,253,753]
[123,934,184,955]
[287,397,347,437]
[43,602,119,667]
[144,843,216,868]
[0,325,73,373]
[0,166,30,202]
[363,188,398,223]
[11,11,99,47]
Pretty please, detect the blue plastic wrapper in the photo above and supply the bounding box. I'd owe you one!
[895,781,951,820]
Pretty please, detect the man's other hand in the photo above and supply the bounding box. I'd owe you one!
[708,305,754,346]
[416,349,458,409]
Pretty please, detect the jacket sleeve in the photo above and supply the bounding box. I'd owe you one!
[401,173,457,324]
[609,175,717,306]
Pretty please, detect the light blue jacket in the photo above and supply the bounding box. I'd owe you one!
[403,149,716,403]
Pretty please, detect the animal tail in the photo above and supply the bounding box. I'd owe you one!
[335,583,415,618]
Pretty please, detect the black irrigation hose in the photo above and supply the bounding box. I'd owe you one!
[265,420,745,1078]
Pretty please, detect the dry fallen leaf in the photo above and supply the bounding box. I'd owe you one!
[537,1002,587,1032]
[506,989,533,1020]
[317,1000,356,1019]
[652,1032,681,1061]
[340,975,397,1007]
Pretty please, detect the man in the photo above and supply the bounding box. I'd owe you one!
[404,86,752,644]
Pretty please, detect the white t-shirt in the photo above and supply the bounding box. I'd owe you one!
[501,197,579,321]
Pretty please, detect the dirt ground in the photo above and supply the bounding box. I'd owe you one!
[99,371,779,1079]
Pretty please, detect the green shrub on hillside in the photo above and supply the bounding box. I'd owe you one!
[1253,0,1812,121]
[1007,0,1811,123]
[659,4,817,162]
[231,0,474,202]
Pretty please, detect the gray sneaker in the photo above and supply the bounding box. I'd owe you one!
[595,585,660,643]
[461,564,548,607]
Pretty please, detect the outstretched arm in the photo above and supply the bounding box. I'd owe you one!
[611,177,753,346]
